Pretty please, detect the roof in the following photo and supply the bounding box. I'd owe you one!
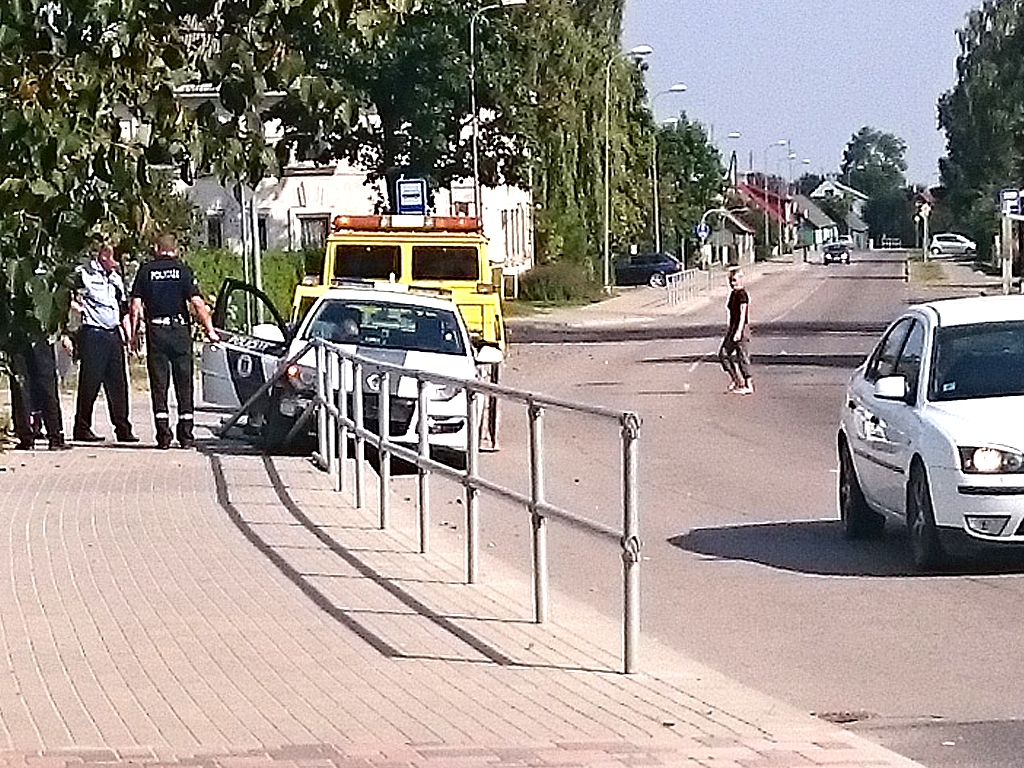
[793,195,834,229]
[735,181,788,224]
[923,296,1024,327]
[810,179,869,202]
[845,210,868,232]
[720,210,755,234]
[319,283,458,311]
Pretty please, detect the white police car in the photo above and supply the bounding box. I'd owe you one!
[838,296,1024,568]
[201,280,502,461]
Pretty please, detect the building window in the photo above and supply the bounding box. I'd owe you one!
[206,215,223,249]
[299,215,329,250]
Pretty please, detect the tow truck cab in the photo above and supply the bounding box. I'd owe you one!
[292,214,505,352]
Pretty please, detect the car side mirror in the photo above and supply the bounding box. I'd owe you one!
[474,345,504,365]
[874,375,908,401]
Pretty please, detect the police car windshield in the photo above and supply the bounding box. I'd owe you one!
[303,299,467,356]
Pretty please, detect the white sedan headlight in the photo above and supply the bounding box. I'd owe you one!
[958,446,1024,474]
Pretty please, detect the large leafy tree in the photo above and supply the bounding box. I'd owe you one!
[654,113,724,260]
[0,0,358,360]
[841,126,908,197]
[938,0,1024,257]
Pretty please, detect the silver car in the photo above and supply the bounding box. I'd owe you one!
[929,233,976,257]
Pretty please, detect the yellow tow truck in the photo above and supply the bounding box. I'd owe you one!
[291,214,505,352]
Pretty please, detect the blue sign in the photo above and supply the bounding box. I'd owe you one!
[396,178,428,215]
[695,222,711,240]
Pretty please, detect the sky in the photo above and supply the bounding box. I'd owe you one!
[622,0,979,186]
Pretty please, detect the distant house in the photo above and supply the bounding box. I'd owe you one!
[706,209,756,267]
[844,210,870,249]
[810,179,869,218]
[734,177,796,256]
[793,194,838,251]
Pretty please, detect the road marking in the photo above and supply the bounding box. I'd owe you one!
[688,361,700,372]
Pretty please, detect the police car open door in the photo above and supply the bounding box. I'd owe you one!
[201,278,291,410]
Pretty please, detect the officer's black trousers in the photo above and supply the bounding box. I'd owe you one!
[145,324,194,443]
[74,325,132,439]
[9,341,64,442]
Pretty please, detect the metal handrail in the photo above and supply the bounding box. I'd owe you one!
[213,335,642,673]
[666,267,712,306]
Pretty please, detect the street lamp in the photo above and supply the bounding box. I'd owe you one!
[470,0,527,219]
[762,140,786,257]
[651,82,687,253]
[604,44,653,291]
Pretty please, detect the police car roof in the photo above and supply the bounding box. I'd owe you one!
[316,284,459,313]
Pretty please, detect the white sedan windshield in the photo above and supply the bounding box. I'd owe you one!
[303,299,467,356]
[929,320,1024,401]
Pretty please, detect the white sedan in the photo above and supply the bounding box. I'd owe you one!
[929,232,976,257]
[838,296,1024,569]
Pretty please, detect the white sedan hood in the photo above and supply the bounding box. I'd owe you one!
[925,396,1024,449]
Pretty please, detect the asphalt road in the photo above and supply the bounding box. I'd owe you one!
[467,251,1024,768]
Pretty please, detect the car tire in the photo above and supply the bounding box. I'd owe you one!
[262,391,298,454]
[838,441,884,539]
[907,462,945,570]
[930,247,942,256]
[649,272,667,288]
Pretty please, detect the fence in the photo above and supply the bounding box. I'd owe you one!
[217,338,644,673]
[665,267,712,306]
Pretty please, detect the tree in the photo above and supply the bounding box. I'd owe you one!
[654,114,724,261]
[841,126,908,197]
[795,173,822,197]
[0,0,355,361]
[938,0,1024,258]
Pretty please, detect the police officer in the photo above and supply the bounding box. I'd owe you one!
[9,334,71,451]
[129,234,219,449]
[72,241,137,443]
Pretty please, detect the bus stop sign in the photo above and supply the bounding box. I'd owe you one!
[397,178,428,215]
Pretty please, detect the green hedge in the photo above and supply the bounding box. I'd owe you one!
[518,261,604,303]
[186,247,306,317]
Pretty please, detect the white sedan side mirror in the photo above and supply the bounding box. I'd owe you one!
[874,375,908,401]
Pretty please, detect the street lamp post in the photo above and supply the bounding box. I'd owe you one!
[762,140,786,257]
[650,83,686,254]
[470,0,527,219]
[604,44,653,291]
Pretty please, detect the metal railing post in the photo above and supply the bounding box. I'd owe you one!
[353,361,365,510]
[528,400,548,624]
[621,412,641,674]
[465,388,480,584]
[326,349,338,481]
[315,343,328,467]
[378,370,391,530]
[417,378,430,554]
[337,357,349,493]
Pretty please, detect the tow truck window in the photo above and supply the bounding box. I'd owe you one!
[412,246,479,280]
[334,244,401,279]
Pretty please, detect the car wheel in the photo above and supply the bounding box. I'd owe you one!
[262,391,298,454]
[649,272,667,288]
[930,247,942,256]
[838,441,884,539]
[907,462,945,570]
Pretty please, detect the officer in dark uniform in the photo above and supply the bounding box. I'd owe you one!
[9,334,71,451]
[129,234,219,449]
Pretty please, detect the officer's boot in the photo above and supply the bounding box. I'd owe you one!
[176,416,195,449]
[155,416,173,450]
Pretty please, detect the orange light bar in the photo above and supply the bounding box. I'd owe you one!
[333,215,383,231]
[429,216,480,231]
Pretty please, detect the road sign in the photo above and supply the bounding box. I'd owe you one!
[695,222,710,240]
[396,177,428,215]
[1000,188,1021,215]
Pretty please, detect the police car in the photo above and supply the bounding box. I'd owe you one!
[200,279,502,460]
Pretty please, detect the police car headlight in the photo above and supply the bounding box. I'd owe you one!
[285,363,317,389]
[430,383,462,402]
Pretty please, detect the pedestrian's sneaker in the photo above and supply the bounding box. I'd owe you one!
[735,385,754,395]
[725,381,737,393]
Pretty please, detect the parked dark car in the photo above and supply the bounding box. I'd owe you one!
[822,241,851,265]
[614,253,683,287]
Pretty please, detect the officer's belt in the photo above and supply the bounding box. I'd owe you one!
[148,315,188,326]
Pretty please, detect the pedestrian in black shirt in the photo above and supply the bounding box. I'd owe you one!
[129,234,219,449]
[719,267,753,395]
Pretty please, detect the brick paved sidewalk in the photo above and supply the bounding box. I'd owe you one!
[0,400,925,768]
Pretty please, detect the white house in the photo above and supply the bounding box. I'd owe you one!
[809,178,869,218]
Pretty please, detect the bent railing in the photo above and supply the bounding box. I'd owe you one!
[666,267,712,306]
[214,338,643,674]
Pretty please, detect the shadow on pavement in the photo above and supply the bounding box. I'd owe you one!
[643,353,865,368]
[668,520,1024,577]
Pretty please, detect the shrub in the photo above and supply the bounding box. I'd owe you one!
[519,261,604,303]
[185,247,306,317]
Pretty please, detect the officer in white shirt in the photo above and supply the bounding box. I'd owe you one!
[72,242,137,443]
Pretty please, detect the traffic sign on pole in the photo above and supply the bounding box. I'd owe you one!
[695,222,710,241]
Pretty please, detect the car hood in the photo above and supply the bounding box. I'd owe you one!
[290,341,476,387]
[925,396,1024,449]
